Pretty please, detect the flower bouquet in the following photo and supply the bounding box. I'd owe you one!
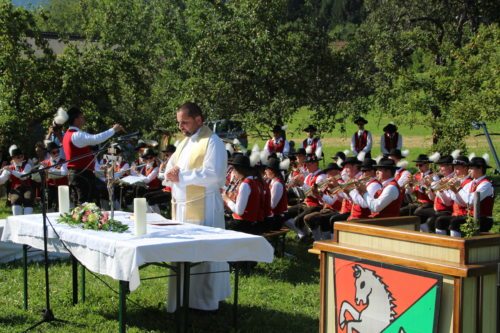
[58,202,129,233]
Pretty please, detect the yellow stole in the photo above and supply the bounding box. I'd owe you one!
[170,125,212,223]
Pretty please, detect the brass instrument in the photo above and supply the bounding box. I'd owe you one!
[402,174,415,189]
[329,176,371,195]
[318,174,342,192]
[286,171,305,189]
[224,178,241,201]
[430,173,455,191]
[432,176,462,192]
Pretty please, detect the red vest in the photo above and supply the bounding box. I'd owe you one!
[8,162,31,189]
[233,178,261,222]
[414,172,433,204]
[270,178,288,216]
[354,131,369,152]
[452,177,472,216]
[370,180,402,218]
[467,178,494,217]
[63,129,95,170]
[348,179,380,220]
[260,179,272,220]
[304,173,321,207]
[383,132,399,151]
[141,162,161,190]
[42,158,69,186]
[433,196,452,212]
[303,137,320,153]
[267,138,285,153]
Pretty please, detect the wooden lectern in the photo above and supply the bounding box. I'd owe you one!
[313,222,500,333]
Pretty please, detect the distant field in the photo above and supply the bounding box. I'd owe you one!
[246,109,500,165]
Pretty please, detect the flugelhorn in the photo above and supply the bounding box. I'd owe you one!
[432,176,461,192]
[329,176,371,195]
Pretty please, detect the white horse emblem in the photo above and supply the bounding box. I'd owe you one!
[339,264,396,332]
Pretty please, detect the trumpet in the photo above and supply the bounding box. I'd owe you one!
[286,172,305,189]
[329,176,371,195]
[430,173,455,191]
[432,176,461,192]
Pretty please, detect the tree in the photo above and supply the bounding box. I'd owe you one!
[334,0,500,153]
[0,0,60,152]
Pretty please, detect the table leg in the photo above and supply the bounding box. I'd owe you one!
[71,256,78,305]
[23,244,28,310]
[182,263,190,333]
[81,265,86,303]
[233,264,239,330]
[176,263,182,333]
[119,280,128,333]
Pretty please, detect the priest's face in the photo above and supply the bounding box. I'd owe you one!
[177,110,202,137]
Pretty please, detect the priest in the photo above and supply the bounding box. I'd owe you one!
[165,102,231,312]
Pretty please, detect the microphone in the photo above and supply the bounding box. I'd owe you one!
[116,131,141,142]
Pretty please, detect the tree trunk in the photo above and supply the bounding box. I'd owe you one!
[431,105,442,145]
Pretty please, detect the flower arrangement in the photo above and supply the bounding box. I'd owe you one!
[58,202,129,233]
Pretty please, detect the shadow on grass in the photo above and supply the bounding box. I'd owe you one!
[100,301,318,333]
[250,237,320,285]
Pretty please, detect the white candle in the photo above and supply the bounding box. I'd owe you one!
[58,185,70,214]
[134,198,147,236]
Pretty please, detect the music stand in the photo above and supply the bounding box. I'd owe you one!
[21,142,111,330]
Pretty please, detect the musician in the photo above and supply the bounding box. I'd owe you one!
[400,154,434,217]
[380,123,402,155]
[351,117,372,158]
[387,148,411,188]
[41,142,69,211]
[357,158,402,218]
[286,147,307,205]
[164,102,230,313]
[303,125,322,156]
[448,157,494,237]
[30,141,48,201]
[348,158,382,220]
[264,124,290,157]
[434,155,472,235]
[46,122,66,159]
[0,145,33,215]
[303,162,343,241]
[328,156,363,226]
[145,144,177,214]
[284,154,326,242]
[332,151,348,180]
[417,155,454,232]
[62,106,124,205]
[264,157,288,231]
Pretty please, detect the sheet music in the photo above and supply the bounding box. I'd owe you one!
[120,175,147,185]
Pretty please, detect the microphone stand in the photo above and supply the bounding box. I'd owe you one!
[21,141,112,331]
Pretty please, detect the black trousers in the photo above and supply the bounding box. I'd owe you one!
[226,218,260,235]
[328,212,351,233]
[46,185,59,211]
[68,169,95,205]
[304,208,338,232]
[9,185,33,207]
[450,216,494,233]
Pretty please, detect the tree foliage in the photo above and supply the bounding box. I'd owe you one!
[336,0,500,153]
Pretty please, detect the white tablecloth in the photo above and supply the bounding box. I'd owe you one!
[1,212,274,291]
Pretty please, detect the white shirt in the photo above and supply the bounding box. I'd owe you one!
[351,130,372,154]
[269,178,284,210]
[363,177,399,212]
[47,158,68,178]
[349,177,381,208]
[380,134,403,155]
[305,137,323,152]
[131,164,159,184]
[453,175,494,207]
[69,126,116,148]
[395,168,411,188]
[227,176,253,216]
